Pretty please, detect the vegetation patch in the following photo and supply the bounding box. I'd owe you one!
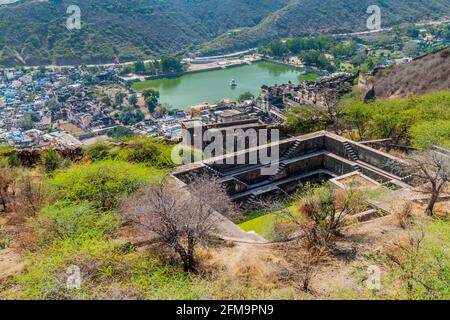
[47,160,167,211]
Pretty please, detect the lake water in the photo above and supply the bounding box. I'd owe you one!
[132,61,318,110]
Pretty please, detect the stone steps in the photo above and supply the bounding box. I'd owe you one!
[343,141,359,162]
[240,193,257,211]
[267,162,287,182]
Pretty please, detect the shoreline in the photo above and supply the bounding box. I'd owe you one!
[133,58,318,87]
[140,59,261,82]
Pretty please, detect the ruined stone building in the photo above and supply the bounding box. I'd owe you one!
[258,73,356,111]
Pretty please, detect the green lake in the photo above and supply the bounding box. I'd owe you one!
[132,61,319,110]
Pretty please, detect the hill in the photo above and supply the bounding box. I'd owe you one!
[200,0,450,55]
[0,0,449,66]
[0,0,288,66]
[361,47,450,99]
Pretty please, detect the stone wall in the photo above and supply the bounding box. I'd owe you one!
[323,154,355,176]
[324,135,346,158]
[351,143,407,177]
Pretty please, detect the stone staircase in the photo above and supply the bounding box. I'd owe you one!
[282,140,301,159]
[205,164,223,177]
[267,162,287,182]
[240,193,257,211]
[343,141,361,172]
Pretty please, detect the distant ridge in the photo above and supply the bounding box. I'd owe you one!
[0,0,449,66]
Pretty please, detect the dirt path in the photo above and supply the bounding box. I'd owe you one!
[0,248,23,279]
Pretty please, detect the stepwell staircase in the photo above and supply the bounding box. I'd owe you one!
[264,141,301,183]
[282,140,301,160]
[267,162,287,182]
[240,193,257,211]
[343,141,361,172]
[205,164,223,177]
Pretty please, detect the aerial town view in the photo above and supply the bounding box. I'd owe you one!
[0,0,449,311]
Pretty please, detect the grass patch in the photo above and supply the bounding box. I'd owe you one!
[48,160,168,211]
[238,204,297,239]
[239,214,278,239]
[298,73,321,83]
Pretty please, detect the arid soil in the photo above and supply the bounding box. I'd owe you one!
[373,48,450,99]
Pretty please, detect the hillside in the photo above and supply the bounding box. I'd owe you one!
[0,0,288,66]
[369,47,450,99]
[1,0,450,66]
[200,0,450,55]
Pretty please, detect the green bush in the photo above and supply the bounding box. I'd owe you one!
[0,145,19,167]
[41,149,63,173]
[410,120,450,150]
[117,137,175,169]
[342,91,450,145]
[385,220,450,300]
[107,127,135,139]
[36,201,120,243]
[48,160,164,210]
[84,143,113,162]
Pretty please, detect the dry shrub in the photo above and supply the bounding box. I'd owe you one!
[276,238,330,293]
[391,201,414,229]
[200,244,284,298]
[9,171,46,223]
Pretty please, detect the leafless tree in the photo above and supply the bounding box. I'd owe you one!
[401,150,449,216]
[320,89,346,134]
[122,174,238,272]
[12,170,46,216]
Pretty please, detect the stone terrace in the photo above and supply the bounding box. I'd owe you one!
[173,131,412,212]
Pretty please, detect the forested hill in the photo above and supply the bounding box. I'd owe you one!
[201,0,450,55]
[0,0,449,67]
[0,0,288,66]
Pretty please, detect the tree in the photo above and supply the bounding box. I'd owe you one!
[12,170,45,216]
[268,40,288,58]
[18,112,36,130]
[400,151,449,216]
[133,60,146,74]
[301,50,332,69]
[403,41,419,57]
[295,183,366,246]
[41,149,62,173]
[406,27,420,38]
[101,96,111,107]
[107,126,135,139]
[129,94,138,107]
[153,103,173,118]
[384,224,449,299]
[118,107,144,125]
[123,174,237,272]
[45,99,61,113]
[49,161,148,211]
[342,96,373,140]
[319,89,346,134]
[238,91,255,102]
[143,89,160,112]
[160,55,183,73]
[114,92,126,106]
[285,105,325,135]
[331,41,357,58]
[84,143,112,162]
